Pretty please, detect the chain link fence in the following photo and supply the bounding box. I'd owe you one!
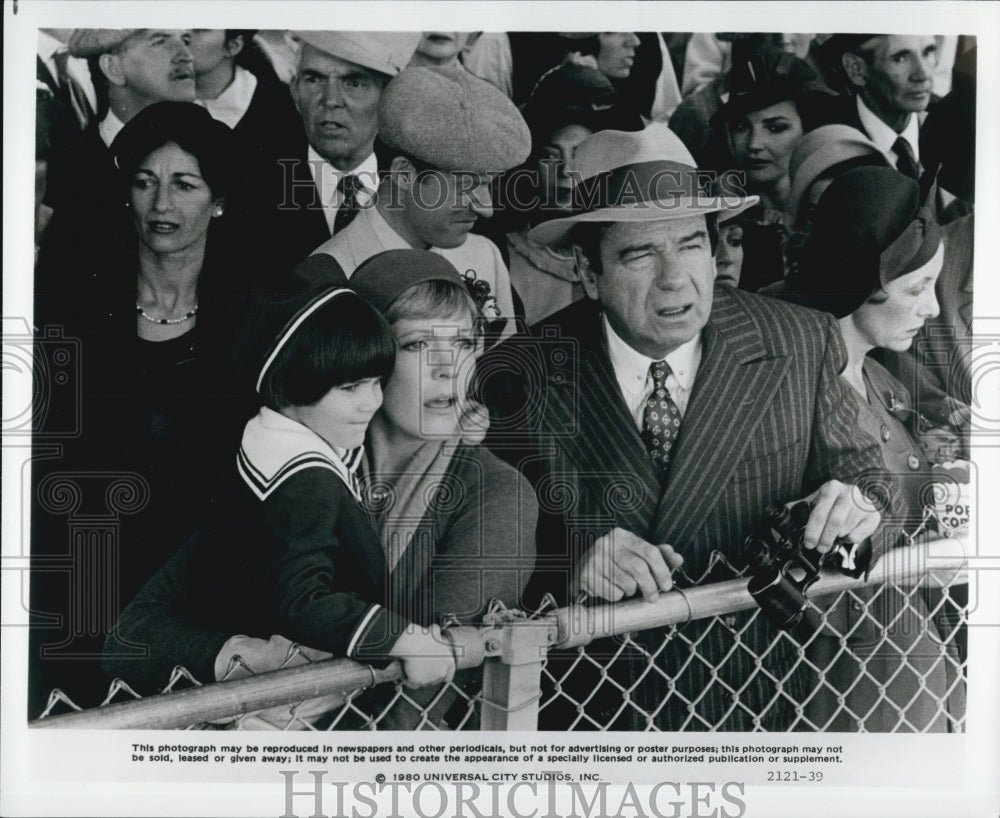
[31,534,968,733]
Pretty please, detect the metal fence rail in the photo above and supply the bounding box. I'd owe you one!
[31,536,968,732]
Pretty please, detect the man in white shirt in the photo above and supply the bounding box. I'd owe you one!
[826,34,938,178]
[69,29,197,147]
[482,125,887,730]
[255,31,420,277]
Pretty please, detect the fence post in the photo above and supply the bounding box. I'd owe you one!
[479,615,557,731]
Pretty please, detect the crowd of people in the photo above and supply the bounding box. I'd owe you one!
[29,29,973,731]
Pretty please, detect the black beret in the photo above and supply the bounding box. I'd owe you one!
[713,53,836,125]
[792,166,942,316]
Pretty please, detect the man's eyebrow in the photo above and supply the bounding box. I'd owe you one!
[618,242,657,257]
[300,68,327,79]
[677,229,708,244]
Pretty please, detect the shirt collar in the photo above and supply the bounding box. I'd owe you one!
[603,313,702,395]
[98,109,127,148]
[306,145,378,205]
[38,31,63,63]
[197,65,257,130]
[856,95,919,160]
[237,407,363,501]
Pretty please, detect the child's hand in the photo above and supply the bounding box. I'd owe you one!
[389,624,457,689]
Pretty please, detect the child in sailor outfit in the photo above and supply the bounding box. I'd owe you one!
[104,285,457,692]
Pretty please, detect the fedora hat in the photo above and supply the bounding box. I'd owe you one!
[528,123,757,247]
[68,29,142,58]
[293,31,421,78]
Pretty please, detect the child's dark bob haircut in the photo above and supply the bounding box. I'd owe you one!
[259,291,396,411]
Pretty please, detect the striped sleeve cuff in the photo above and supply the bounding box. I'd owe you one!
[346,604,410,667]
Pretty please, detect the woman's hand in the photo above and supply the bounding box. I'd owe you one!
[390,624,458,689]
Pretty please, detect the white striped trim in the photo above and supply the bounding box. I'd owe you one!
[236,408,363,502]
[255,287,354,394]
[236,448,362,503]
[346,604,383,658]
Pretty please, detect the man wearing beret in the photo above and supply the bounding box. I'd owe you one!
[38,29,198,281]
[823,34,939,180]
[483,125,887,731]
[253,31,420,277]
[309,65,531,336]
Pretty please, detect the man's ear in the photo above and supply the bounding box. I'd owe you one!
[841,52,868,89]
[225,35,246,59]
[99,52,126,87]
[573,245,601,300]
[390,155,415,192]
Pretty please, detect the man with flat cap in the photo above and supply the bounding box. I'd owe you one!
[38,29,198,278]
[483,125,888,731]
[823,34,939,180]
[308,64,530,338]
[254,31,421,277]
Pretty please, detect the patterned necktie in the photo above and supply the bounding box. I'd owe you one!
[333,174,361,234]
[893,136,920,180]
[642,360,682,477]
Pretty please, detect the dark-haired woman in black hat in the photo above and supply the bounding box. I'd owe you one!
[713,52,838,291]
[785,166,966,732]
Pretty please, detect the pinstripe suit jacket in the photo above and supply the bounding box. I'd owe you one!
[485,285,888,730]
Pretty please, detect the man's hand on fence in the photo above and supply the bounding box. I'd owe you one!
[797,480,881,553]
[572,528,684,603]
[390,624,458,689]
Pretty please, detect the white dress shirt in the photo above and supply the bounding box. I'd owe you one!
[856,95,921,168]
[98,109,127,148]
[197,65,257,130]
[604,314,703,430]
[306,147,378,234]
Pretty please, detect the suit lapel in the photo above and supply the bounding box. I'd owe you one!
[651,289,791,547]
[542,304,661,533]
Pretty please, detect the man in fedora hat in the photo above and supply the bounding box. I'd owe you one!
[253,31,421,277]
[823,34,939,180]
[307,65,531,338]
[484,124,887,731]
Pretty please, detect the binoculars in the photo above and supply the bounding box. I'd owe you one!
[742,501,850,641]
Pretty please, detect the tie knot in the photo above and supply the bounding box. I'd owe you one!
[893,136,914,158]
[649,360,672,387]
[338,174,359,195]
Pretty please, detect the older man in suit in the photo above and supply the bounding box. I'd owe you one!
[822,34,939,180]
[484,125,886,731]
[253,31,420,278]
